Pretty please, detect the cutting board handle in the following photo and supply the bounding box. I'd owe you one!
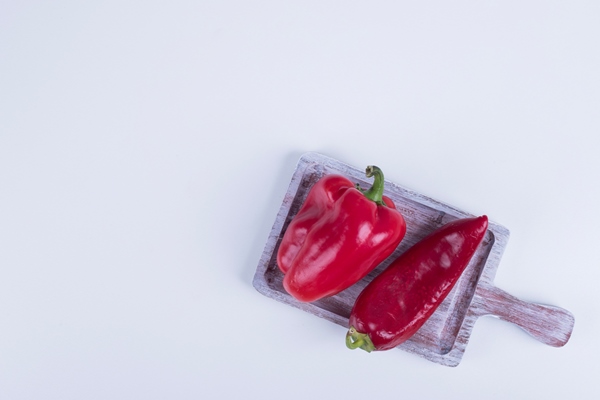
[473,284,574,347]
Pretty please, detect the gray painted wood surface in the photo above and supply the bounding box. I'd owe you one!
[252,152,574,366]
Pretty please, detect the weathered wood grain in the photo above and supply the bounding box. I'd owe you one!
[252,152,574,366]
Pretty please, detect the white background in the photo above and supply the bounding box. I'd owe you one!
[1,1,599,399]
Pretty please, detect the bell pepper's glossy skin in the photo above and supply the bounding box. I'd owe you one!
[346,215,488,351]
[277,167,406,303]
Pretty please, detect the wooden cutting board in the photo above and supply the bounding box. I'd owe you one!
[252,152,574,366]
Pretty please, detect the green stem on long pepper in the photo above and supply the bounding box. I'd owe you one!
[345,327,376,353]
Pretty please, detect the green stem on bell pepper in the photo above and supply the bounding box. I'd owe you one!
[362,165,386,206]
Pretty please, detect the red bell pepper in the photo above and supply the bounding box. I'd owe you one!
[346,215,488,352]
[277,166,406,303]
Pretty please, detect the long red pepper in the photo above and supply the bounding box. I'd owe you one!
[346,215,488,352]
[277,166,406,303]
